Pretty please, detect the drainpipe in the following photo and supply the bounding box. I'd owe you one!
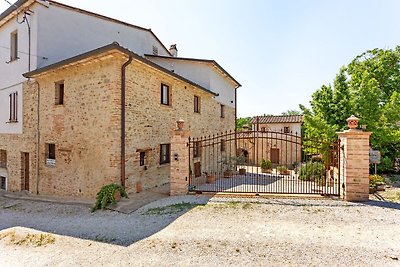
[30,79,40,195]
[120,55,133,187]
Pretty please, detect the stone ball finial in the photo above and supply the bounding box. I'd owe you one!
[346,115,359,130]
[176,119,185,130]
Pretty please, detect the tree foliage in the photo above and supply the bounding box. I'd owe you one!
[236,117,251,130]
[281,109,302,115]
[301,47,400,172]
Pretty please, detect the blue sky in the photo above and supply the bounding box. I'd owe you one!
[2,0,400,117]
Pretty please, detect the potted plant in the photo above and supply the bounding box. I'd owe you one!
[236,155,247,175]
[91,183,128,212]
[260,159,272,173]
[220,156,235,178]
[205,172,216,183]
[277,165,290,175]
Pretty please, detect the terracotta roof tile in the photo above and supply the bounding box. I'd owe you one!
[250,115,303,124]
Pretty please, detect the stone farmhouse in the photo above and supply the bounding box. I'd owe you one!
[0,0,240,198]
[237,115,303,166]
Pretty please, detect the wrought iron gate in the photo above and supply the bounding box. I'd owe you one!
[188,130,341,195]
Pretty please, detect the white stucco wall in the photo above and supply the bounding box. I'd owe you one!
[253,123,302,136]
[146,57,237,108]
[35,3,170,68]
[0,5,38,134]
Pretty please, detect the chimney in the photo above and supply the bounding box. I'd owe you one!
[169,44,178,57]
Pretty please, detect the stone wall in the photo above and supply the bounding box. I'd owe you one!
[124,60,235,192]
[0,52,235,199]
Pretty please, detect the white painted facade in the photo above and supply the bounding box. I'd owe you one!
[253,122,302,136]
[145,57,238,108]
[0,0,239,134]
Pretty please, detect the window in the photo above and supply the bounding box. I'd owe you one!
[261,127,266,132]
[220,104,225,118]
[194,95,200,113]
[10,31,18,61]
[0,176,5,190]
[193,141,202,158]
[160,144,170,164]
[161,83,170,105]
[0,150,7,168]
[152,45,158,55]
[55,81,64,105]
[220,139,226,152]
[139,152,145,166]
[283,127,290,133]
[45,143,56,166]
[9,92,18,123]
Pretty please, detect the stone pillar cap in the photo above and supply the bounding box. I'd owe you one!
[346,115,359,130]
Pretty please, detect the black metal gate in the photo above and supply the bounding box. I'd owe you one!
[188,130,341,195]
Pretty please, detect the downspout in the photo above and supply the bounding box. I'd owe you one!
[120,55,133,187]
[29,79,40,195]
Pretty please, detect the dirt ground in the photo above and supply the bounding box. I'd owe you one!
[1,192,400,267]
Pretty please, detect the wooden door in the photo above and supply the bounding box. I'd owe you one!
[270,148,279,164]
[23,153,29,191]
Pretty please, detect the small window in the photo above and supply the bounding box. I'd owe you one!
[0,150,7,168]
[45,143,56,166]
[160,144,170,165]
[283,127,290,133]
[220,104,225,118]
[55,81,64,105]
[0,176,5,190]
[161,83,170,105]
[193,141,202,158]
[152,45,158,55]
[9,92,18,123]
[220,139,226,152]
[261,127,266,132]
[194,95,200,113]
[139,152,145,166]
[10,31,18,61]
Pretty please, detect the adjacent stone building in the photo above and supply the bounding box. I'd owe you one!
[0,1,240,198]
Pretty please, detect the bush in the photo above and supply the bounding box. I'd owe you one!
[276,165,288,174]
[92,183,128,212]
[298,161,325,185]
[369,174,385,188]
[260,159,272,170]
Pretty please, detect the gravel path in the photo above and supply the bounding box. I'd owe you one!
[0,195,399,266]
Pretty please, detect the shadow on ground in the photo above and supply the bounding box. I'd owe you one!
[0,189,211,247]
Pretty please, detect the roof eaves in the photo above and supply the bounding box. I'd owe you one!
[23,43,217,97]
[145,54,241,88]
[0,0,34,25]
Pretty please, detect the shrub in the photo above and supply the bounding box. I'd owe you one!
[260,159,272,170]
[92,183,128,212]
[276,165,288,174]
[298,161,325,185]
[369,174,385,188]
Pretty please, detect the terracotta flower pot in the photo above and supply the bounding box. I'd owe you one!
[114,190,121,202]
[239,168,246,175]
[206,174,216,184]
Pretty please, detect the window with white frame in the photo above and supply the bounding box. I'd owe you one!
[10,31,18,61]
[9,92,18,123]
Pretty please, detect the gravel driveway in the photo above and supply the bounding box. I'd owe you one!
[0,194,399,266]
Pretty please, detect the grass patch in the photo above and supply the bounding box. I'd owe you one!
[0,230,55,247]
[144,202,204,215]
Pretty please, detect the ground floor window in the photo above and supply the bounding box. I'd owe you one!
[45,143,56,166]
[160,144,170,165]
[0,176,6,190]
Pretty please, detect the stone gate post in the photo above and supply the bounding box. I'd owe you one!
[170,119,191,196]
[337,115,371,201]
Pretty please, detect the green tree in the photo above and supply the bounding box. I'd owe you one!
[236,117,251,130]
[281,109,302,115]
[302,47,400,172]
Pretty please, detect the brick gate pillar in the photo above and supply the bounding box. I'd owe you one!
[170,119,191,196]
[337,115,371,201]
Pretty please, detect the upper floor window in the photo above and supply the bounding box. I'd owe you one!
[261,127,266,132]
[193,141,202,158]
[0,150,7,168]
[9,92,18,123]
[161,83,170,105]
[55,81,64,105]
[160,144,170,165]
[139,152,145,166]
[10,31,18,61]
[283,127,290,133]
[220,104,225,118]
[152,46,158,55]
[194,95,200,113]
